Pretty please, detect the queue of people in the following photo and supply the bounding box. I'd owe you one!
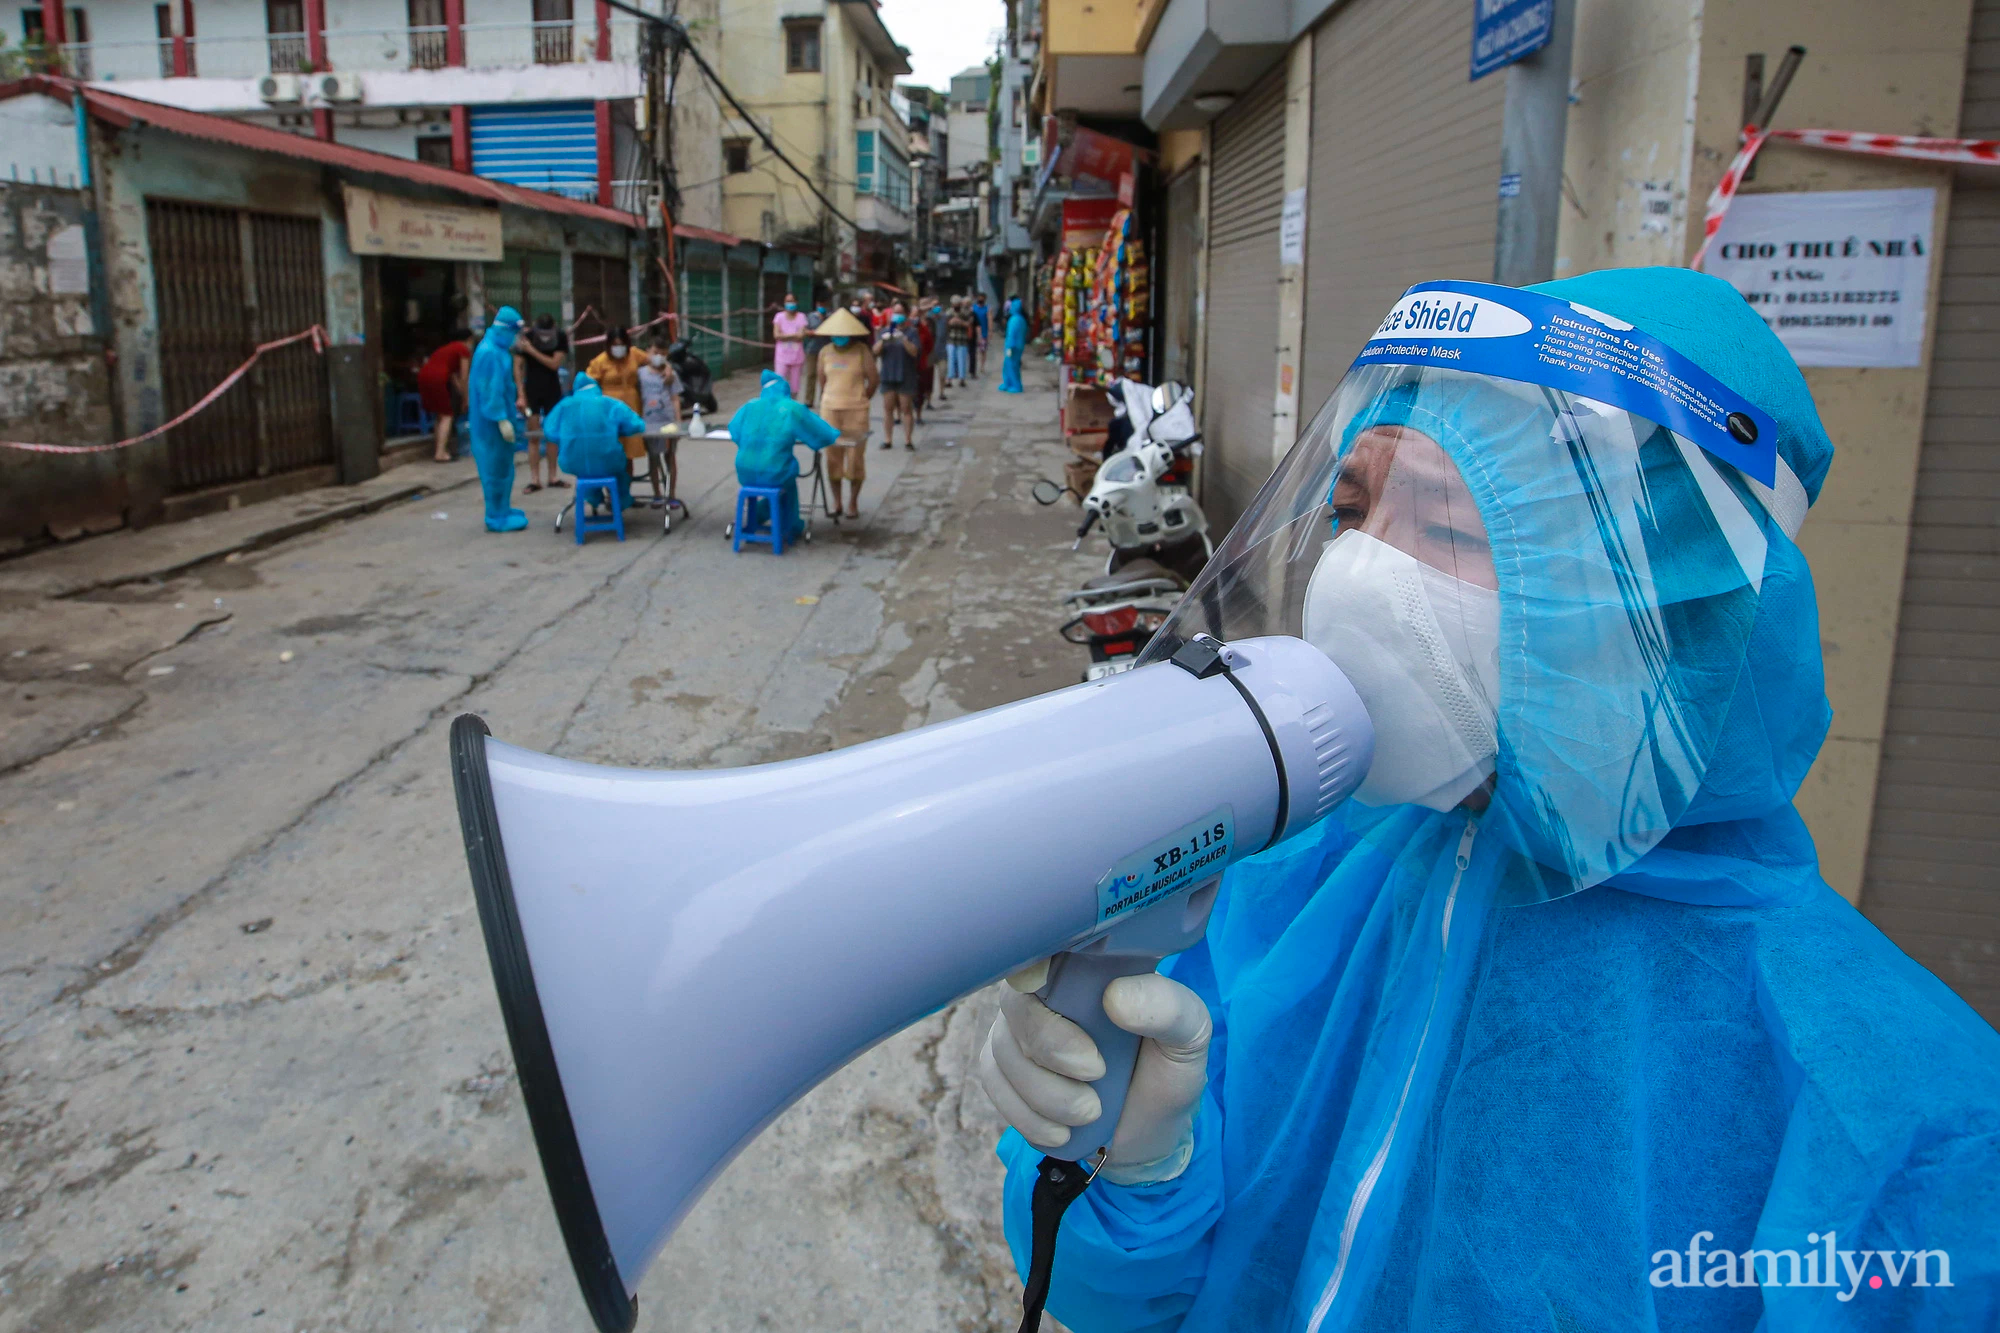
[780,287,995,484]
[442,286,1004,535]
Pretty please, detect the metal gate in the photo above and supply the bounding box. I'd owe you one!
[249,214,333,476]
[1199,69,1288,531]
[1298,0,1505,412]
[572,253,632,337]
[148,199,331,493]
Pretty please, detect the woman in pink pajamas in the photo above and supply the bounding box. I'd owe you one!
[771,296,809,397]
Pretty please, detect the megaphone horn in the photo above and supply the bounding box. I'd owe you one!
[450,634,1372,1331]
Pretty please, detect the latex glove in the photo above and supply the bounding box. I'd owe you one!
[497,420,515,444]
[979,962,1211,1186]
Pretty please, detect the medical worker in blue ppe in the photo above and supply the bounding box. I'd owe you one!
[998,296,1027,393]
[729,369,839,543]
[468,306,531,532]
[545,374,648,513]
[980,267,2000,1332]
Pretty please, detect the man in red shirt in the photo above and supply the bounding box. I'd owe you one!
[417,330,473,462]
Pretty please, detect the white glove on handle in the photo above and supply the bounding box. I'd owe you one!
[979,962,1211,1186]
[497,420,516,444]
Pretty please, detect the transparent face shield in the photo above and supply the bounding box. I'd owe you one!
[1142,283,1792,897]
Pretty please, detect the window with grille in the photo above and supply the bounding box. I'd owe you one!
[856,129,874,194]
[155,1,194,76]
[265,0,306,72]
[407,0,446,69]
[415,135,453,167]
[724,138,751,174]
[531,0,571,64]
[783,18,819,73]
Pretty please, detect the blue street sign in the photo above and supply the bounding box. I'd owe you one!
[1471,0,1553,80]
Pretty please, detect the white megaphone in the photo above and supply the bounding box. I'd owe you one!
[449,633,1373,1332]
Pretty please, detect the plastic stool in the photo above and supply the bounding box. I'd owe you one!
[394,392,431,435]
[733,485,785,555]
[573,477,625,545]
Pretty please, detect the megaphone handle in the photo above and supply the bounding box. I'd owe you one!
[1037,949,1163,1163]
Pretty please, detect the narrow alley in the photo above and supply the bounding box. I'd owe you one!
[0,361,1097,1331]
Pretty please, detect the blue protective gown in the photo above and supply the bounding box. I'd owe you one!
[547,374,647,512]
[468,308,529,532]
[729,370,838,542]
[999,267,2000,1332]
[999,298,1027,393]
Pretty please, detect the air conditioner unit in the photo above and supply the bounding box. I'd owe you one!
[257,73,301,103]
[312,72,363,103]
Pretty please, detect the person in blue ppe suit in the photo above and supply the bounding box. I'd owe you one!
[730,369,839,543]
[468,307,531,532]
[981,267,2000,1331]
[545,373,648,514]
[998,296,1028,393]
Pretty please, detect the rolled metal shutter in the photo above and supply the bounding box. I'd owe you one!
[470,102,597,199]
[1861,0,2000,1024]
[1298,0,1506,413]
[1199,69,1288,531]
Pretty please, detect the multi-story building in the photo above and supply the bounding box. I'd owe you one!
[714,0,912,295]
[943,63,988,181]
[899,82,943,291]
[27,0,713,221]
[983,8,1035,303]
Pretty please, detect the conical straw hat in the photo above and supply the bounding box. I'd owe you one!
[815,308,871,338]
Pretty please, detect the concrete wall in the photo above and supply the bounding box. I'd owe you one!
[0,183,120,551]
[1558,0,1977,901]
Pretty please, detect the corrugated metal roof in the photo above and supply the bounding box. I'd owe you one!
[0,75,641,229]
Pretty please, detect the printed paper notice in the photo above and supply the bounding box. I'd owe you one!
[1704,188,1936,368]
[1279,188,1307,267]
[47,225,88,296]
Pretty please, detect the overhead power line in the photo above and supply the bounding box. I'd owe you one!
[601,0,860,233]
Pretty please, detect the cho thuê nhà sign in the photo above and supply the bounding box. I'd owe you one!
[342,184,503,262]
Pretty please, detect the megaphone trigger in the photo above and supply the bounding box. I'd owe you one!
[450,634,1373,1330]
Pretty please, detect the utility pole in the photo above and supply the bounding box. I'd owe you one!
[1492,0,1576,287]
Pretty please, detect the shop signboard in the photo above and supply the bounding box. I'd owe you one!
[342,184,504,262]
[1470,0,1553,80]
[1062,197,1121,250]
[1704,187,1937,368]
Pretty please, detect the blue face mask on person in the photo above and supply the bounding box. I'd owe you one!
[785,300,797,311]
[891,314,905,325]
[832,336,851,348]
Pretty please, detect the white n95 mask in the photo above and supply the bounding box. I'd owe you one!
[1302,530,1500,812]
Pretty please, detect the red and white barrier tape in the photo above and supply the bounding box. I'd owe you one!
[572,311,677,349]
[0,325,327,456]
[679,318,778,349]
[1695,127,2000,268]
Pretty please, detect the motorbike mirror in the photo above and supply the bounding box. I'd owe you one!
[1031,479,1065,506]
[1150,382,1186,414]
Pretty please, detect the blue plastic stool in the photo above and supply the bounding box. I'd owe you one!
[394,392,432,435]
[733,485,786,555]
[573,478,625,545]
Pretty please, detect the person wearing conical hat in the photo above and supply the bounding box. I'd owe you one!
[812,307,877,520]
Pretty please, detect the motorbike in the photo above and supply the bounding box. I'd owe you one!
[1057,560,1186,682]
[1065,380,1213,585]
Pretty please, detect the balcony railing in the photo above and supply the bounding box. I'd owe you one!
[58,17,641,84]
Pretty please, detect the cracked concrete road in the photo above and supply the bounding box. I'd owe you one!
[0,359,1099,1331]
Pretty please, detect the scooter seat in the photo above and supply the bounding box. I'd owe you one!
[1079,559,1186,592]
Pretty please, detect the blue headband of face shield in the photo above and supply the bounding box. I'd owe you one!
[1143,280,1811,899]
